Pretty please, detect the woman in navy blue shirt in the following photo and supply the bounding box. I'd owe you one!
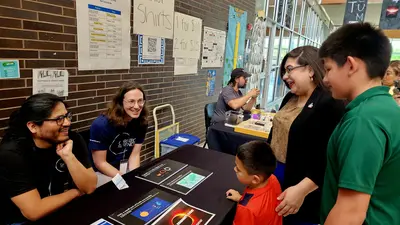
[89,82,148,185]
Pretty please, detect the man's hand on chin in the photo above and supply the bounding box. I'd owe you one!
[56,140,75,161]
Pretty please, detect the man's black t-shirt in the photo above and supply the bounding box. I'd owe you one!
[0,131,92,224]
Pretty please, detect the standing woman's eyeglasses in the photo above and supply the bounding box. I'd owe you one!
[42,112,73,126]
[284,65,308,77]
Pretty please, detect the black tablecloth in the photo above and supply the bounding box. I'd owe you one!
[31,145,244,225]
[207,122,268,155]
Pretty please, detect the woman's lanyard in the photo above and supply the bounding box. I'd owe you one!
[122,150,126,160]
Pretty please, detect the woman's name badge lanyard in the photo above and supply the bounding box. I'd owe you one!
[119,150,128,175]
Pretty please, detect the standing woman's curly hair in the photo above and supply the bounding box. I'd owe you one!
[105,81,149,128]
[389,60,400,77]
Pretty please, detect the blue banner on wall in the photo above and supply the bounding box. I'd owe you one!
[223,6,248,86]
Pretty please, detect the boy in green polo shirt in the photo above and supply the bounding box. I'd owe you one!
[319,23,400,225]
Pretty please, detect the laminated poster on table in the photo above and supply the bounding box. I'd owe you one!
[135,159,188,185]
[151,199,215,225]
[108,188,180,225]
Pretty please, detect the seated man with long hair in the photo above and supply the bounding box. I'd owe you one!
[0,94,97,224]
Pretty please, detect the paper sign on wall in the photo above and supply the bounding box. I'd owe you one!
[32,69,69,97]
[133,0,175,39]
[202,27,226,68]
[76,0,131,70]
[173,13,202,59]
[174,58,198,75]
[138,35,165,65]
[0,60,20,79]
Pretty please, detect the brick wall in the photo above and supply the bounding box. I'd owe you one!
[0,0,255,162]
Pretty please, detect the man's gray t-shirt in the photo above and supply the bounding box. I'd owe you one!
[211,85,243,124]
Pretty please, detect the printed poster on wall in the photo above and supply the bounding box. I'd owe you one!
[138,35,165,65]
[174,58,198,75]
[133,0,175,39]
[206,70,216,96]
[173,12,202,59]
[379,0,400,29]
[202,27,226,68]
[32,69,69,97]
[223,6,247,86]
[0,60,20,79]
[76,0,131,70]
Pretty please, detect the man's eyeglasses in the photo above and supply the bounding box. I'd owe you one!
[284,65,307,76]
[124,99,145,107]
[42,112,73,126]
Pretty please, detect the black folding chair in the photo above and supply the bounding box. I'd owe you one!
[203,102,216,148]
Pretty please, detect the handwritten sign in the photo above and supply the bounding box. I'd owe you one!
[343,0,368,24]
[174,58,198,75]
[134,0,175,39]
[32,69,69,97]
[173,12,202,59]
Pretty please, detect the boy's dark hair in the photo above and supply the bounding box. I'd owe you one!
[319,22,392,79]
[237,141,276,178]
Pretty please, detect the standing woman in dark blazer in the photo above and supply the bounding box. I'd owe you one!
[267,46,345,225]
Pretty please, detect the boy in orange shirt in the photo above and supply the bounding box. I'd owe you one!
[226,141,282,225]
